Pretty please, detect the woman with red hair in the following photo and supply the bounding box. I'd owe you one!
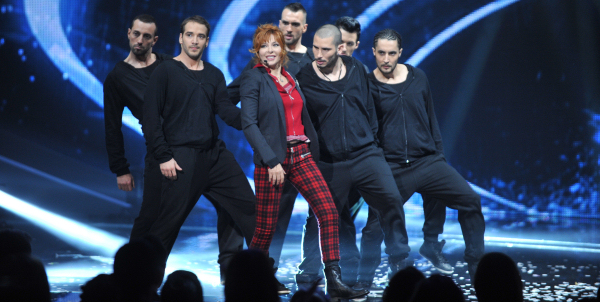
[240,24,368,301]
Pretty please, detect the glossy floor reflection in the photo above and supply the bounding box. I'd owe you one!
[29,220,598,302]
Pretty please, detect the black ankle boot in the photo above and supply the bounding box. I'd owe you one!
[324,264,368,301]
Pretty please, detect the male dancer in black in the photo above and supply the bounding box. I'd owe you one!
[278,2,314,74]
[334,18,451,291]
[295,24,412,285]
[104,15,168,233]
[140,15,255,279]
[104,15,245,284]
[229,2,314,80]
[227,3,315,279]
[367,29,485,281]
[296,16,375,287]
[335,16,365,62]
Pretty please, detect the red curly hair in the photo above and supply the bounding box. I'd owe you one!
[249,23,289,67]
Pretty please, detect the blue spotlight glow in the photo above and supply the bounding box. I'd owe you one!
[469,181,527,212]
[406,0,520,67]
[442,234,600,254]
[356,0,404,29]
[208,0,261,84]
[0,190,127,256]
[23,0,142,134]
[0,154,131,208]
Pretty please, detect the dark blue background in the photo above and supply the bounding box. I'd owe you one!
[0,0,598,238]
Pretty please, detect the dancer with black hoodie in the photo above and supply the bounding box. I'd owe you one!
[368,29,485,281]
[295,25,412,282]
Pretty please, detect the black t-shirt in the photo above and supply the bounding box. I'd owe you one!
[103,53,171,175]
[317,61,350,93]
[142,63,159,77]
[286,49,315,76]
[389,68,412,94]
[143,59,242,163]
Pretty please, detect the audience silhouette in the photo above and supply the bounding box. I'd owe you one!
[0,229,32,256]
[0,229,50,302]
[290,278,329,302]
[1,228,596,302]
[80,273,118,302]
[224,249,279,302]
[409,274,464,302]
[113,235,167,302]
[474,252,524,302]
[161,270,204,302]
[383,266,426,302]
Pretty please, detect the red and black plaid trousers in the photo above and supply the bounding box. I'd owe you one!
[250,142,340,263]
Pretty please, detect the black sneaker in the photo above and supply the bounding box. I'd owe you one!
[388,258,414,279]
[419,240,454,274]
[353,281,385,293]
[295,273,325,287]
[276,279,291,295]
[467,262,478,282]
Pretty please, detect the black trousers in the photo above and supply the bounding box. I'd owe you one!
[130,149,246,276]
[146,140,255,262]
[298,145,409,279]
[387,153,485,263]
[355,195,446,283]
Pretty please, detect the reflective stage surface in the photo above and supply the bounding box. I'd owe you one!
[3,204,598,302]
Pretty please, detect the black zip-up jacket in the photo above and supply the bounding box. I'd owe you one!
[296,55,378,162]
[240,66,319,168]
[368,64,444,163]
[103,53,171,176]
[142,59,242,164]
[228,48,315,105]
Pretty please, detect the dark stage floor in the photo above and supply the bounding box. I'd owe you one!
[2,209,598,302]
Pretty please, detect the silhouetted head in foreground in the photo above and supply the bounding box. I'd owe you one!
[383,266,425,302]
[224,249,278,302]
[410,274,464,302]
[161,270,203,302]
[474,252,523,302]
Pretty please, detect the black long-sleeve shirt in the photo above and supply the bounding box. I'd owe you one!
[368,65,444,163]
[103,53,171,176]
[142,59,242,163]
[296,55,378,162]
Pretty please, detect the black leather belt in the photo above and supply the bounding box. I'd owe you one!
[398,161,412,168]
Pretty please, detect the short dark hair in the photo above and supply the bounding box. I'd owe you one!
[474,252,523,302]
[113,237,167,292]
[335,16,361,42]
[0,229,32,257]
[131,14,157,36]
[180,15,211,37]
[161,270,204,302]
[315,24,342,46]
[283,2,307,14]
[373,28,402,49]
